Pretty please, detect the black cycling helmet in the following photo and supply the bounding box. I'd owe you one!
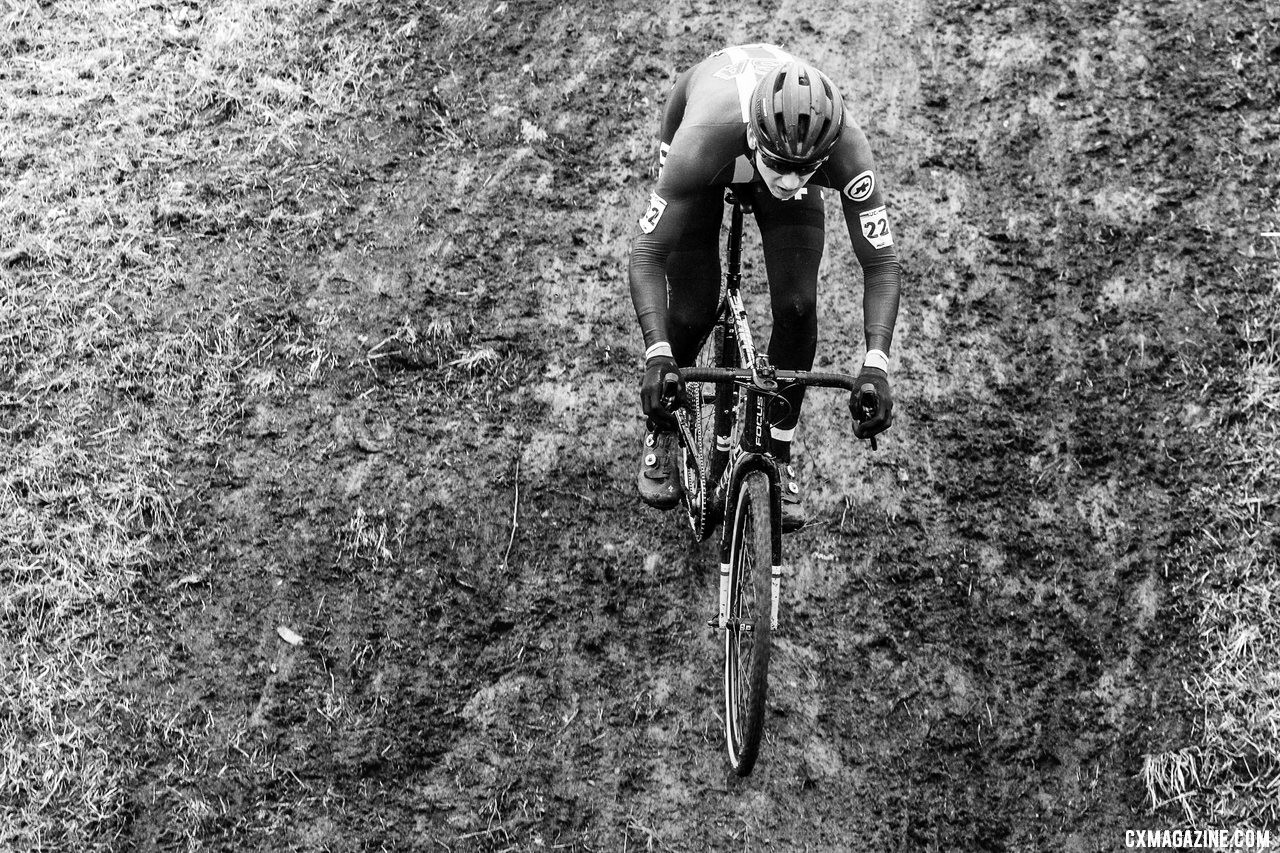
[748,60,845,169]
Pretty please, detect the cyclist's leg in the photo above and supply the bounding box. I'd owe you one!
[745,185,823,530]
[666,188,724,366]
[744,184,824,434]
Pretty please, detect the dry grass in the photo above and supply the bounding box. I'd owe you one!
[0,0,426,846]
[1143,259,1280,825]
[339,505,405,571]
[1137,7,1280,826]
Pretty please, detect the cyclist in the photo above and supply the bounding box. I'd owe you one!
[628,43,902,530]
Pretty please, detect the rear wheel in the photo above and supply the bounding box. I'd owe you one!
[723,470,775,775]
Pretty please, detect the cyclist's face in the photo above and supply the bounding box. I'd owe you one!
[750,138,821,200]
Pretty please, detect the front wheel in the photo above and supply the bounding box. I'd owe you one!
[723,470,775,775]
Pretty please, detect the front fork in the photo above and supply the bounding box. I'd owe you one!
[715,454,785,632]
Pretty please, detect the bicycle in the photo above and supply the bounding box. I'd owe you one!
[666,190,879,776]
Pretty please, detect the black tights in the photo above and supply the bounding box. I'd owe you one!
[665,183,824,431]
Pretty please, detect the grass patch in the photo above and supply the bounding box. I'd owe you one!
[1134,4,1280,826]
[0,0,429,846]
[1144,268,1280,824]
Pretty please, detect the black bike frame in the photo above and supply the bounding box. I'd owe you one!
[718,197,783,603]
[682,192,867,629]
[673,191,877,774]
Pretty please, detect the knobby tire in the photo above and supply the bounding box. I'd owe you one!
[723,470,774,776]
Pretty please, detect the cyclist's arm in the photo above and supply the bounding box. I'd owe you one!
[628,124,735,358]
[844,205,902,358]
[628,190,689,358]
[827,124,902,361]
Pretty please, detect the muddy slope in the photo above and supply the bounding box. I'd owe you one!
[118,0,1275,849]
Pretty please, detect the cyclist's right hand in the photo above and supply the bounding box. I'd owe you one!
[851,366,893,439]
[640,354,682,428]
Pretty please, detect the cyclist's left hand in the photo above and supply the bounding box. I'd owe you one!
[851,366,893,439]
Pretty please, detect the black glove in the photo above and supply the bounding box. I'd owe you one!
[640,354,682,428]
[850,366,893,439]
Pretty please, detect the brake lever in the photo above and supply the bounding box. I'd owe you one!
[858,383,879,452]
[660,371,682,412]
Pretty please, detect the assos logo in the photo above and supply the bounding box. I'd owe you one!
[843,170,875,202]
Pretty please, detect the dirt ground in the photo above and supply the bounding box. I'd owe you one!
[98,0,1278,849]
